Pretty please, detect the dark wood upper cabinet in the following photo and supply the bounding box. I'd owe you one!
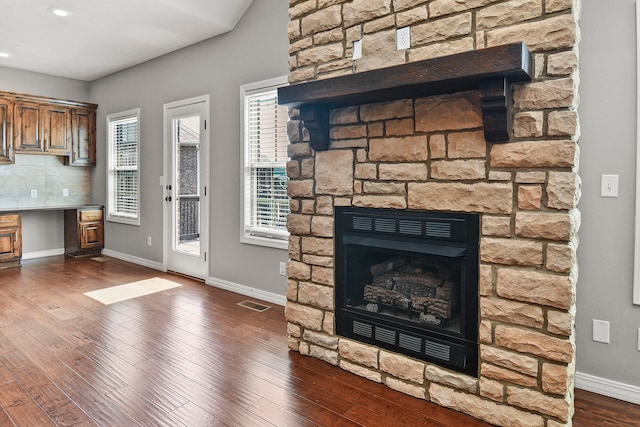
[0,90,97,166]
[0,98,13,165]
[14,101,44,153]
[67,108,96,166]
[43,104,72,156]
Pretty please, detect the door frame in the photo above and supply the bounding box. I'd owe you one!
[162,94,210,279]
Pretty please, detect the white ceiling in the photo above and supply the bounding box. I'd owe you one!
[0,0,254,82]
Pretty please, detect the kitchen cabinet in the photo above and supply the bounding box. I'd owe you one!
[14,101,44,153]
[64,206,104,257]
[0,213,21,269]
[43,104,71,155]
[67,108,96,166]
[0,97,13,164]
[0,90,96,165]
[14,101,72,156]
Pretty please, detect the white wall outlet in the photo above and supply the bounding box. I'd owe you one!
[637,328,640,351]
[279,261,287,276]
[352,40,362,60]
[600,174,619,197]
[397,26,411,50]
[147,236,152,246]
[63,188,69,197]
[592,319,610,343]
[30,189,37,198]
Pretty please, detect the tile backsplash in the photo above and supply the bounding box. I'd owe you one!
[0,154,90,210]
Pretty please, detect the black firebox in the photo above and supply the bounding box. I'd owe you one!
[335,207,479,376]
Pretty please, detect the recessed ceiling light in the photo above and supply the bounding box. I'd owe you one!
[0,53,9,58]
[48,7,72,17]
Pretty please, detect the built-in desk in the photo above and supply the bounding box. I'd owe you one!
[0,204,104,268]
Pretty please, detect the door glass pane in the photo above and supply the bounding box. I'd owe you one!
[174,116,200,255]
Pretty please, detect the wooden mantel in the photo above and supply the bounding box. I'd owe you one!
[278,42,532,151]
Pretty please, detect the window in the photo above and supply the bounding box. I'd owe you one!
[107,108,140,225]
[241,76,290,249]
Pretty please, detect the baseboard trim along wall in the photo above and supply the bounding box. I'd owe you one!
[575,371,640,405]
[22,248,65,260]
[206,276,286,307]
[100,249,165,272]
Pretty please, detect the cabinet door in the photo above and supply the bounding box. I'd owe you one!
[0,214,21,262]
[14,102,44,152]
[69,108,96,166]
[0,228,19,261]
[79,221,103,250]
[43,104,71,155]
[0,98,13,164]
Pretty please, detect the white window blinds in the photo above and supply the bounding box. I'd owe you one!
[107,109,140,225]
[242,79,290,245]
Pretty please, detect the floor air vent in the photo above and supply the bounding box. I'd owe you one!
[237,300,271,312]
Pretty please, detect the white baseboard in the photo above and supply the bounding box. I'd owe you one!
[100,249,165,272]
[575,371,640,405]
[22,248,65,260]
[206,276,286,306]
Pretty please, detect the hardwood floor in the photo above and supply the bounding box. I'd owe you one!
[0,256,638,426]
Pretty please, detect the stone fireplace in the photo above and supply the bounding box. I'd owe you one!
[282,1,580,426]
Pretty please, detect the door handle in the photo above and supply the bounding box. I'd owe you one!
[165,196,172,202]
[166,185,172,191]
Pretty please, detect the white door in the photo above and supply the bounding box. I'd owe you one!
[163,96,209,279]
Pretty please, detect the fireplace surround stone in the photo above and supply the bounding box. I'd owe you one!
[283,1,580,426]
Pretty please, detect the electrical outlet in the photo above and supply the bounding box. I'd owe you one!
[592,319,610,344]
[637,328,640,351]
[279,262,287,276]
[63,188,69,197]
[147,236,152,247]
[353,40,362,60]
[397,27,411,50]
[30,189,37,198]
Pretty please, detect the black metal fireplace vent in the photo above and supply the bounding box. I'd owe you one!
[335,207,479,376]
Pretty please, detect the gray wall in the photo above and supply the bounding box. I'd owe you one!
[89,0,290,295]
[0,67,90,255]
[578,0,640,387]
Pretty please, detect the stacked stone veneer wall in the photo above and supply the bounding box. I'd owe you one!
[284,1,581,426]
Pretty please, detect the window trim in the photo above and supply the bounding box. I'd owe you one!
[240,76,289,250]
[106,108,141,226]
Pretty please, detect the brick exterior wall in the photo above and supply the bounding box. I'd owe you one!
[284,1,581,425]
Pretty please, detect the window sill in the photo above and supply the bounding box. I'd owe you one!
[242,234,288,250]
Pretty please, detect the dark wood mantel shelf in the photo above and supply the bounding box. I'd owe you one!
[278,42,532,151]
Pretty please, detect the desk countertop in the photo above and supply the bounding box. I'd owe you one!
[0,204,103,213]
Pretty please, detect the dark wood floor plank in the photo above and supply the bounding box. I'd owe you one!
[0,380,56,426]
[0,256,637,427]
[0,350,97,427]
[105,385,189,427]
[168,401,227,427]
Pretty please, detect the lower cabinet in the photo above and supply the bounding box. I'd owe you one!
[0,213,21,268]
[64,206,104,257]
